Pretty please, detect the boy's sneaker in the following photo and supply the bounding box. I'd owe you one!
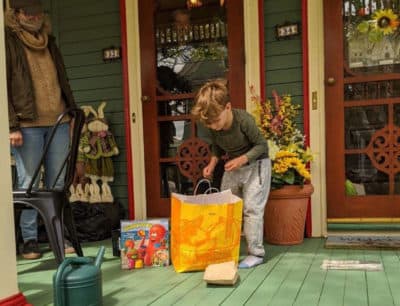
[238,255,264,269]
[22,240,42,260]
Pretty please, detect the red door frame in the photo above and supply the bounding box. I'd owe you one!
[119,0,135,219]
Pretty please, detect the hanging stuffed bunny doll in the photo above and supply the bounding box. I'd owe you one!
[69,106,91,203]
[80,102,119,203]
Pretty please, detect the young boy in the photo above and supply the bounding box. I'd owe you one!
[191,80,271,268]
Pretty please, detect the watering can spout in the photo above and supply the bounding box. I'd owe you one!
[94,246,105,268]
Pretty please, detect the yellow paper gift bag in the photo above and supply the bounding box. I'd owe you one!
[171,190,243,272]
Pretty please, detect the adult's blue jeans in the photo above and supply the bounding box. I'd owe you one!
[11,123,70,242]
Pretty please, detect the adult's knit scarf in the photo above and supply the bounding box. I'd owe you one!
[4,9,49,51]
[16,29,48,51]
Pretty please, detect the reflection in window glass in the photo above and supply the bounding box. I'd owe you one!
[344,105,387,150]
[159,120,191,158]
[160,163,194,197]
[158,99,194,116]
[396,173,400,195]
[394,104,400,126]
[156,2,228,91]
[345,154,388,195]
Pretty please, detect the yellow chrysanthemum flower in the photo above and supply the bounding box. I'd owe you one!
[276,152,298,160]
[273,162,288,174]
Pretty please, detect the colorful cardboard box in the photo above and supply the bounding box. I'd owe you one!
[120,219,170,269]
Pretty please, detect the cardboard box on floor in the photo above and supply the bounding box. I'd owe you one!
[203,261,239,285]
[120,219,169,270]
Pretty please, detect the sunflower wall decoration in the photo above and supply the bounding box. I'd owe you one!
[356,9,400,42]
[346,7,400,68]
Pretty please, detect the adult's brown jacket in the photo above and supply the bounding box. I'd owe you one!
[5,27,76,132]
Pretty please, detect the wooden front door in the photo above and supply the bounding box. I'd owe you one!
[138,0,245,217]
[324,0,400,219]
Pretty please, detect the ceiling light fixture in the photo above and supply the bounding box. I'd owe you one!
[186,0,202,9]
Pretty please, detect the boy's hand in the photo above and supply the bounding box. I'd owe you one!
[203,164,215,179]
[224,155,248,171]
[203,156,218,178]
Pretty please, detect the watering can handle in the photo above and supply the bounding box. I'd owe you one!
[54,257,93,306]
[94,246,106,268]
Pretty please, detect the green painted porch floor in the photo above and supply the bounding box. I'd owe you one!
[18,238,400,306]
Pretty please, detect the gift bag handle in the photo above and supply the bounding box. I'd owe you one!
[194,178,219,195]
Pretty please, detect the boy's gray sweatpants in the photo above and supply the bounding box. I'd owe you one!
[221,158,271,257]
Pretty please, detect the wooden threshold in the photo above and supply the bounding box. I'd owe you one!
[327,218,400,223]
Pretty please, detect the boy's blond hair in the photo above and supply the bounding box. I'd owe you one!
[191,80,230,125]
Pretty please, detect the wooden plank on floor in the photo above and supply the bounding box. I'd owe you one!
[382,250,400,305]
[149,272,204,305]
[154,242,288,306]
[18,255,60,306]
[293,239,332,306]
[19,285,53,306]
[21,238,400,306]
[107,266,192,305]
[166,264,253,306]
[220,244,290,306]
[343,249,368,306]
[318,248,349,306]
[365,250,395,306]
[194,268,254,306]
[246,238,321,306]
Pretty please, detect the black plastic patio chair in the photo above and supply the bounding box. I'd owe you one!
[13,108,85,264]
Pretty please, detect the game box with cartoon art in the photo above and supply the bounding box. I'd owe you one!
[120,219,170,270]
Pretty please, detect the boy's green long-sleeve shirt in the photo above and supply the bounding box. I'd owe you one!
[209,109,269,162]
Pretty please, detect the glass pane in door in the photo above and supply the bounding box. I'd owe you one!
[155,0,228,197]
[156,2,228,90]
[344,1,400,71]
[343,0,400,197]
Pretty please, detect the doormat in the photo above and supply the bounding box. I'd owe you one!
[320,260,383,271]
[325,235,400,250]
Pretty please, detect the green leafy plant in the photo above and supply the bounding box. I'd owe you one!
[251,86,313,189]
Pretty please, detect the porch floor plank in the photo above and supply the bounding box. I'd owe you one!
[112,266,194,305]
[365,251,395,306]
[16,238,400,306]
[150,272,202,305]
[265,238,322,306]
[343,249,368,306]
[219,244,288,306]
[381,250,400,305]
[292,240,332,306]
[317,247,349,306]
[245,239,319,306]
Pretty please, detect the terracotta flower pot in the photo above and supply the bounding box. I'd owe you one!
[264,184,314,245]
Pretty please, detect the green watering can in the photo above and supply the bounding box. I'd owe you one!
[53,246,105,306]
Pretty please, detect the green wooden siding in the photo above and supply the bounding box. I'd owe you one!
[53,0,128,211]
[264,0,304,128]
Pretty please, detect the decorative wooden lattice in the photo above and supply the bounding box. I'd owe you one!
[176,137,211,185]
[367,126,400,176]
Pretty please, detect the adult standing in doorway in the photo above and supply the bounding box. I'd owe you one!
[5,0,76,259]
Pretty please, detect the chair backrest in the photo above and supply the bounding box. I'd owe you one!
[25,108,85,196]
